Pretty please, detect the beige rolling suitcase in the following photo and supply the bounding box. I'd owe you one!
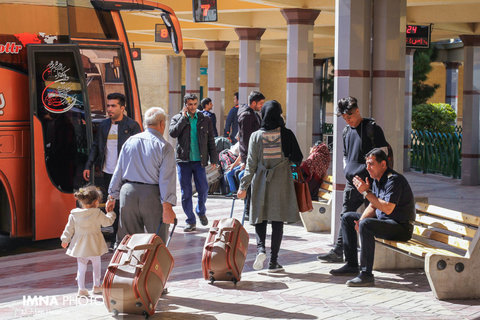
[103,221,176,317]
[202,217,249,284]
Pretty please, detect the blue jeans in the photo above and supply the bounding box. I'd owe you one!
[177,162,208,225]
[225,165,242,192]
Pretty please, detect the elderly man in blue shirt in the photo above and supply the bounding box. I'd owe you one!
[107,107,177,243]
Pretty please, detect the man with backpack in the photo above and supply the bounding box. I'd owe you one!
[317,96,389,263]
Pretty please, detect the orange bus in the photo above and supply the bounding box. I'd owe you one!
[0,0,182,240]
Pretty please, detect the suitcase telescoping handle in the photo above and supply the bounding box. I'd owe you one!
[165,218,177,247]
[156,218,177,248]
[229,196,246,225]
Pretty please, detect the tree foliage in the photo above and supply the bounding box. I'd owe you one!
[412,103,456,133]
[412,47,440,105]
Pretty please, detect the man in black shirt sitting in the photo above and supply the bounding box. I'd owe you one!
[329,148,415,287]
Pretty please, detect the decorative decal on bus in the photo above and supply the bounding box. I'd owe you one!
[41,61,77,114]
[0,93,5,115]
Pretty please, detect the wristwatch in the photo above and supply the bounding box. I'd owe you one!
[361,190,370,198]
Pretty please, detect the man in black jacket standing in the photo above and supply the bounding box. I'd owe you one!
[83,92,141,249]
[169,94,218,232]
[238,91,265,220]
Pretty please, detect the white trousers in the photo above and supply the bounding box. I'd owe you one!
[76,256,101,290]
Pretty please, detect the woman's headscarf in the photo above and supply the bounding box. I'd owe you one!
[302,143,331,181]
[260,100,303,165]
[261,100,284,130]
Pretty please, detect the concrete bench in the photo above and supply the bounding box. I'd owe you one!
[299,175,333,232]
[374,202,480,300]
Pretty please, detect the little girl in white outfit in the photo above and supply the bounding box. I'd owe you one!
[61,186,116,297]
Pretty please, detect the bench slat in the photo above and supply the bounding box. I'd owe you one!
[415,213,477,238]
[416,202,480,227]
[318,191,331,201]
[323,175,333,183]
[413,225,471,251]
[320,182,333,192]
[378,238,462,258]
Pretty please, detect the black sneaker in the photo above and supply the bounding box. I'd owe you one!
[108,242,118,253]
[199,215,208,226]
[317,249,344,263]
[268,262,284,273]
[346,272,375,287]
[329,263,359,276]
[184,223,196,232]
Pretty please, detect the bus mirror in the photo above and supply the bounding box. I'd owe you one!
[160,13,181,54]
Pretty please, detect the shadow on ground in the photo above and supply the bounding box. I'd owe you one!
[160,296,316,319]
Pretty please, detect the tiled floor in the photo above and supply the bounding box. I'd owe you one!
[1,171,480,319]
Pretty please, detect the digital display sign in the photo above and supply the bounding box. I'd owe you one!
[406,25,430,48]
[192,0,217,23]
[155,24,171,43]
[131,48,141,61]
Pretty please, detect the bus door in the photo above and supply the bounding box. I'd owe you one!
[77,44,136,195]
[27,44,93,240]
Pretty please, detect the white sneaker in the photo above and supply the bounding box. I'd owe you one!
[253,252,267,270]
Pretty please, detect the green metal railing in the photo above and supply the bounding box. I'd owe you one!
[322,123,333,135]
[410,129,462,178]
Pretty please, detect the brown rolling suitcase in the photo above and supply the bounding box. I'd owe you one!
[103,220,176,317]
[202,216,249,284]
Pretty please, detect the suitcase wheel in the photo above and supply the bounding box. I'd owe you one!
[112,309,119,316]
[209,276,215,284]
[143,311,150,319]
[232,278,238,285]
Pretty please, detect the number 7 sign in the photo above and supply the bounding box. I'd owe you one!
[193,0,217,22]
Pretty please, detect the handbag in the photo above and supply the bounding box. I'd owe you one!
[293,166,313,213]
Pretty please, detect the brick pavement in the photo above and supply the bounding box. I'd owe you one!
[1,172,480,319]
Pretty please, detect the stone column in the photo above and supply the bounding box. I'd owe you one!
[205,41,229,135]
[281,8,320,155]
[404,49,415,172]
[459,35,480,185]
[371,0,406,173]
[168,55,182,146]
[234,28,265,105]
[444,61,461,114]
[313,59,324,143]
[332,0,372,244]
[183,49,204,97]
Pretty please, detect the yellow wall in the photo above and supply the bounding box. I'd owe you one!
[424,62,464,124]
[133,53,168,115]
[178,55,287,119]
[260,58,287,112]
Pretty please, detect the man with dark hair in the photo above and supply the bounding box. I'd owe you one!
[107,107,177,244]
[224,92,239,143]
[318,96,388,262]
[169,94,218,232]
[83,92,141,250]
[330,148,415,287]
[238,90,265,220]
[200,97,218,137]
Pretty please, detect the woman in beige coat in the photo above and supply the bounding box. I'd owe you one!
[61,186,116,297]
